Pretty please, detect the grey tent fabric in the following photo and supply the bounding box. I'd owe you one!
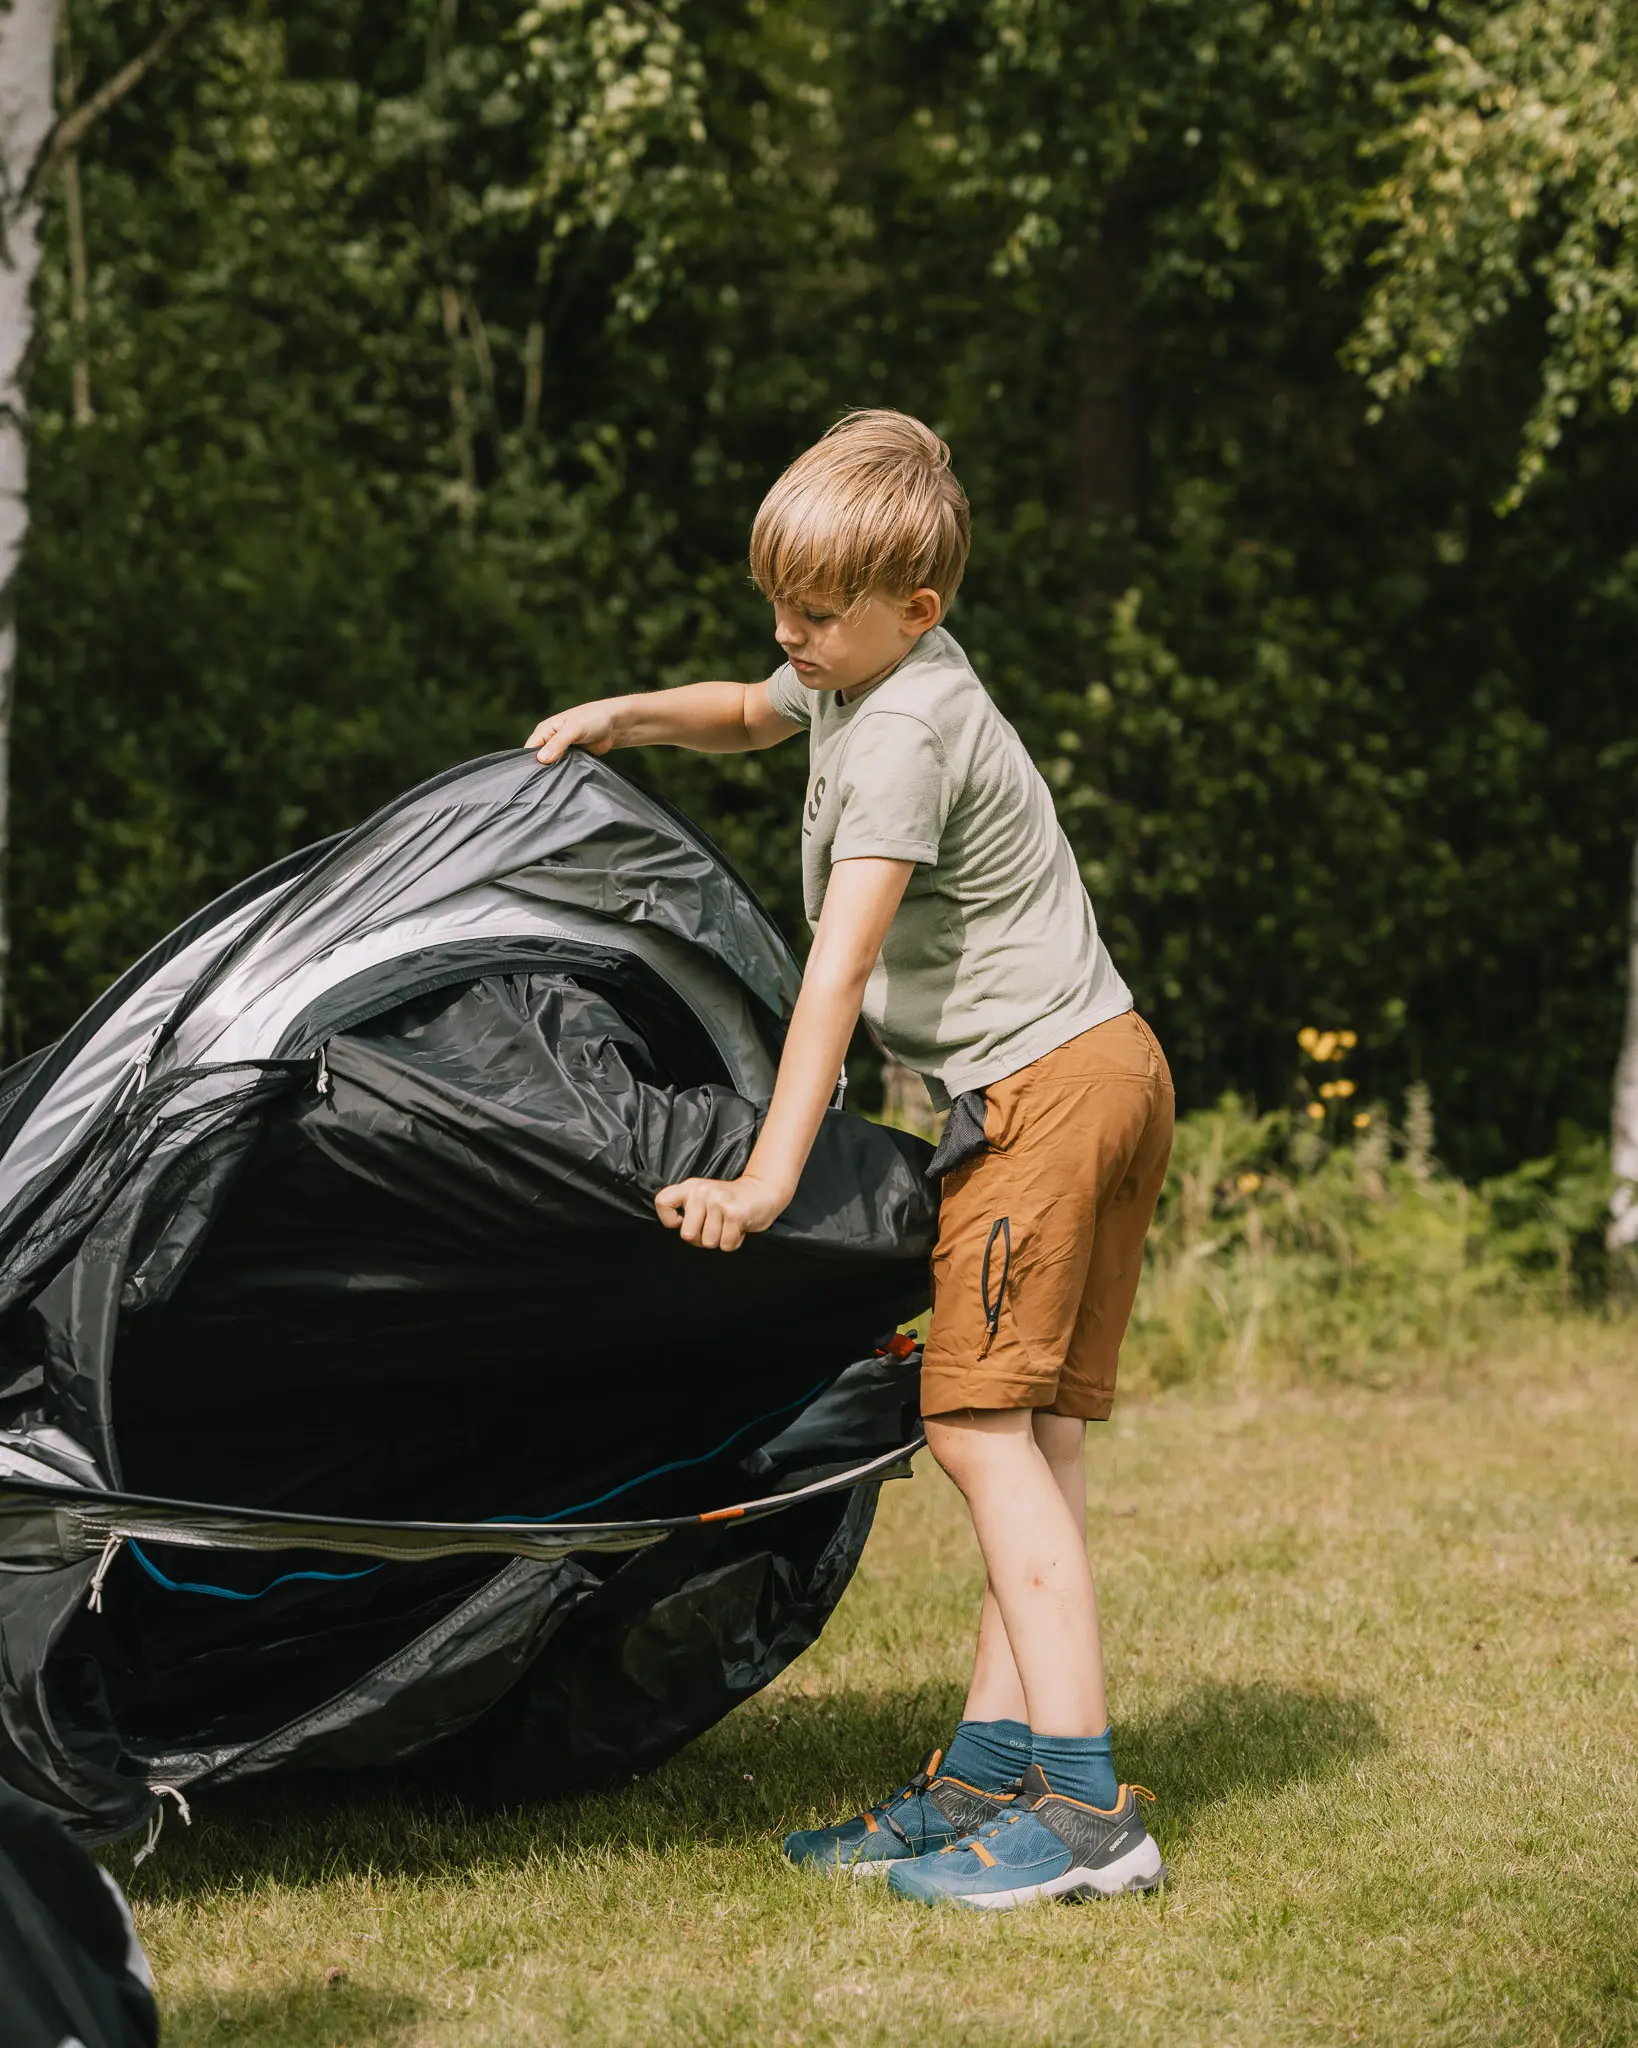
[0,1780,157,2048]
[0,752,936,1839]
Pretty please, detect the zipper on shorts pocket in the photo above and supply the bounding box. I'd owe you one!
[978,1215,1012,1359]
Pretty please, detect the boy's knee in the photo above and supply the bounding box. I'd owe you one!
[1032,1411,1085,1471]
[923,1414,968,1484]
[924,1408,1031,1490]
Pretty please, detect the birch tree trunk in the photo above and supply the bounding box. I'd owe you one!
[0,0,57,1038]
[1610,836,1638,1252]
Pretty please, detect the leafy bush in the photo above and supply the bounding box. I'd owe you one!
[1126,1092,1617,1395]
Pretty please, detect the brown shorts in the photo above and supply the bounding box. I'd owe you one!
[920,1011,1174,1422]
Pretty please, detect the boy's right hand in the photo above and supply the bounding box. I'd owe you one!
[527,702,619,765]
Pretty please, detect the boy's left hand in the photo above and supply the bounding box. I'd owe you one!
[655,1172,788,1252]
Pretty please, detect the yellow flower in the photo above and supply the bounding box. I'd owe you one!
[1338,1030,1358,1051]
[1353,1112,1372,1129]
[1297,1026,1320,1054]
[1312,1031,1339,1063]
[1332,1077,1356,1098]
[1236,1171,1262,1194]
[1306,1102,1326,1121]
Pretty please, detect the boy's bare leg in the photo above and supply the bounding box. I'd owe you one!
[927,1409,1107,1736]
[959,1412,1098,1726]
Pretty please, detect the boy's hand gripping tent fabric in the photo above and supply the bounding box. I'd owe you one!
[0,752,936,1841]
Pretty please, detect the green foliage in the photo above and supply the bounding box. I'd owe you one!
[1480,1122,1616,1299]
[1130,1092,1617,1394]
[17,0,1638,1171]
[1350,0,1638,505]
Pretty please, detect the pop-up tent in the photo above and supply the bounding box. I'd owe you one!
[0,752,935,1840]
[0,1781,156,2047]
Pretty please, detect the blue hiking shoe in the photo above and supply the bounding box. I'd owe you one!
[886,1762,1164,1909]
[782,1749,1018,1878]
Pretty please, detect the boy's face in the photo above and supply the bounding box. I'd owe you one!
[771,588,941,699]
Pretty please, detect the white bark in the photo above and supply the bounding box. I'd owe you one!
[1610,835,1638,1252]
[0,0,58,1034]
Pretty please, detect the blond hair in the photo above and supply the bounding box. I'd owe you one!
[749,409,970,614]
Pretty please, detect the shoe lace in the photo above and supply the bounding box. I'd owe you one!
[856,1748,942,1849]
[939,1809,1024,1855]
[854,1750,1026,1851]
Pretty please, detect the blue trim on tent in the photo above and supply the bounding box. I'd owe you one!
[120,1375,834,1600]
[127,1543,382,1601]
[509,1375,831,1523]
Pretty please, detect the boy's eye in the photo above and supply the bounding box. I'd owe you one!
[803,610,833,625]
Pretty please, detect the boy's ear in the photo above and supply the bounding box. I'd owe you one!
[901,587,943,633]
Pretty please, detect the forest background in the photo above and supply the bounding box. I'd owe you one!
[17,0,1638,1192]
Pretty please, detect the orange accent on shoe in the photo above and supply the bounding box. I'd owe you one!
[862,1812,879,1834]
[699,1506,745,1522]
[971,1842,996,1868]
[1038,1788,1127,1816]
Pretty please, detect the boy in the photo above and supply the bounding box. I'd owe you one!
[526,410,1173,1909]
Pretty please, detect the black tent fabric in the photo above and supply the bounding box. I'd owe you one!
[0,1782,157,2048]
[0,753,936,1840]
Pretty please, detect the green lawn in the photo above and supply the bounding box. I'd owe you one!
[121,1320,1638,2047]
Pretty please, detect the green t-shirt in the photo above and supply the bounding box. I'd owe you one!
[766,625,1132,1106]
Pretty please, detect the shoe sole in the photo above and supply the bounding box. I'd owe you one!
[925,1836,1168,1911]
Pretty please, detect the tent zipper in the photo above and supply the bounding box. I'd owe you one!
[11,1441,924,1581]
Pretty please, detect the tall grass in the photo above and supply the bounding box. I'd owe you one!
[1128,1091,1617,1395]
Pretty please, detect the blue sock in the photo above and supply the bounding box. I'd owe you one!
[1031,1727,1119,1810]
[941,1717,1032,1792]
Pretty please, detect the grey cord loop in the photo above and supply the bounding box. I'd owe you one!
[114,1024,166,1113]
[132,1784,192,1868]
[86,1533,123,1614]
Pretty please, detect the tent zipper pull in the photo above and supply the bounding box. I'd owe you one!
[315,1044,330,1097]
[132,1783,192,1868]
[115,1024,165,1113]
[832,1065,848,1111]
[86,1532,124,1613]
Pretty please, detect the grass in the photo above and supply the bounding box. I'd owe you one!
[116,1315,1638,2047]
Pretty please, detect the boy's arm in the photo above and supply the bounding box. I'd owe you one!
[527,679,800,763]
[655,857,914,1252]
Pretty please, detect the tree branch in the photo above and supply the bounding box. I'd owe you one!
[28,0,222,198]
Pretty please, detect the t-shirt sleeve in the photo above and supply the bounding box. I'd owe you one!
[830,712,951,866]
[763,662,813,728]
